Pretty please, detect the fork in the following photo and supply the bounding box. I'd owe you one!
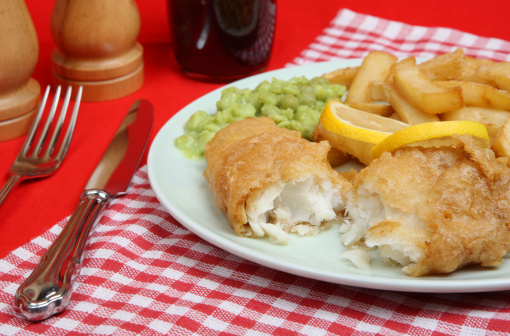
[0,85,82,207]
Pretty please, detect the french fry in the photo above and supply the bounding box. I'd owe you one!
[346,51,398,104]
[460,56,494,80]
[320,50,510,162]
[491,117,510,159]
[468,62,510,92]
[418,48,465,81]
[442,107,510,140]
[369,80,388,102]
[436,80,510,111]
[391,57,464,114]
[323,66,359,88]
[385,49,464,83]
[370,81,440,124]
[348,102,393,117]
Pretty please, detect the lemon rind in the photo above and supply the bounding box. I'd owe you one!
[371,121,490,159]
[320,102,395,144]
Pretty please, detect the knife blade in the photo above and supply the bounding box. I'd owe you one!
[13,99,153,321]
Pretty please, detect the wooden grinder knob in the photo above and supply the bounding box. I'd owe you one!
[50,0,144,101]
[0,0,41,142]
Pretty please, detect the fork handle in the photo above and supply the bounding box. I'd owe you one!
[13,189,111,321]
[0,174,24,207]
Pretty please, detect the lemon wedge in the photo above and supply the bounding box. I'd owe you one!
[371,120,490,159]
[317,100,409,165]
[319,100,409,144]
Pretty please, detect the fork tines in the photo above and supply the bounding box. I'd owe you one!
[0,85,83,207]
[23,85,82,160]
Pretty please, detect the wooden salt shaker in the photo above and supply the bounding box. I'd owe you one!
[0,0,41,142]
[50,0,144,102]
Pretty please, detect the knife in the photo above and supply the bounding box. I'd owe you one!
[13,99,154,321]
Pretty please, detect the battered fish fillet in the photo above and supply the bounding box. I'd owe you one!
[204,117,351,244]
[342,134,510,277]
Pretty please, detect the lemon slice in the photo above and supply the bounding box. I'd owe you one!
[319,100,408,144]
[371,120,490,159]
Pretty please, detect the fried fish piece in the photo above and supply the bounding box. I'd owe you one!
[204,117,351,244]
[342,134,510,276]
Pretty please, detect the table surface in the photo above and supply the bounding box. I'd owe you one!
[1,0,510,259]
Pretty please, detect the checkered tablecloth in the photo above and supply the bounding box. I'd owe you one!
[2,9,510,336]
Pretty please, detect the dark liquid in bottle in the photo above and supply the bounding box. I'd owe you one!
[169,0,276,82]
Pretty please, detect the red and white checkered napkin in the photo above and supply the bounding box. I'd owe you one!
[289,8,510,66]
[2,9,510,336]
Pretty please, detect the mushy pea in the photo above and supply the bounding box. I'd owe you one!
[175,76,346,160]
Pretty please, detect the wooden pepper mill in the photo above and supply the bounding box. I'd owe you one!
[0,0,41,142]
[50,0,144,102]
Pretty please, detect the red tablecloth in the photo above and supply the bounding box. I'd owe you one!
[2,1,510,334]
[2,0,510,260]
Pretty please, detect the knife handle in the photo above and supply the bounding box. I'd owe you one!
[13,189,111,321]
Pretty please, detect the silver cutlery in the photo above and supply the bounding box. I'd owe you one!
[0,85,82,207]
[13,99,153,321]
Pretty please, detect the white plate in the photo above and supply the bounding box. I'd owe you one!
[148,60,510,293]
